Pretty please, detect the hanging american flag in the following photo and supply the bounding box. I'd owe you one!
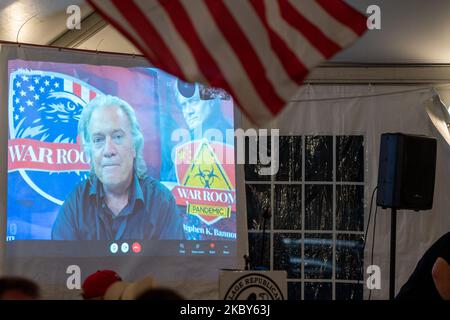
[87,0,367,124]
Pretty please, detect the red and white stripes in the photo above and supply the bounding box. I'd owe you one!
[88,0,366,125]
[64,79,97,102]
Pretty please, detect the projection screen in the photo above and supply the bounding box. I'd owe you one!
[0,43,247,299]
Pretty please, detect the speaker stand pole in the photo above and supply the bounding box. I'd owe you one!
[260,216,267,269]
[260,211,271,270]
[389,208,397,300]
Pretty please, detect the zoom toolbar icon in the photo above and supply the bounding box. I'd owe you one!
[132,242,141,253]
[121,242,129,253]
[110,242,118,254]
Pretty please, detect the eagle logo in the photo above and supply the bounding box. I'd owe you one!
[8,69,103,205]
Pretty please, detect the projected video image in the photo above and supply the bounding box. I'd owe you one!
[6,60,236,242]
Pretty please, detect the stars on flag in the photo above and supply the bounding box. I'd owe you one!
[11,74,57,124]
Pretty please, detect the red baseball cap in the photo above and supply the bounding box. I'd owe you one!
[82,270,122,299]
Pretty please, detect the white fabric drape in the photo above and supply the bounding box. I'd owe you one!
[242,84,450,299]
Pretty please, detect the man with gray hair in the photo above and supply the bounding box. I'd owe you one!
[52,95,184,240]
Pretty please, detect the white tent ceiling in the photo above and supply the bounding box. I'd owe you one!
[1,0,450,63]
[0,0,92,44]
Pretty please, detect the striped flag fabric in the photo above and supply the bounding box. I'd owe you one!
[87,0,367,125]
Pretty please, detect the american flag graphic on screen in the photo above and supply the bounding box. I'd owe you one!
[8,69,103,205]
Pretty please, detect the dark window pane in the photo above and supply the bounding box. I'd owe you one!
[335,283,363,300]
[274,185,301,230]
[336,185,364,231]
[305,136,333,181]
[304,234,333,279]
[288,282,302,300]
[248,233,270,270]
[276,136,302,181]
[336,136,364,182]
[244,136,272,181]
[245,184,271,231]
[335,234,364,280]
[305,185,332,230]
[274,233,302,279]
[304,282,332,300]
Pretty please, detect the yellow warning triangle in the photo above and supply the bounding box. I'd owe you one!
[182,140,232,190]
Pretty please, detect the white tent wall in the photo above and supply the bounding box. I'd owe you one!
[241,82,450,299]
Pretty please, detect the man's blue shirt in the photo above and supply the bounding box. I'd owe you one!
[51,174,185,240]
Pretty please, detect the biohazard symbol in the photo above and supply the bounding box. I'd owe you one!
[194,166,219,189]
[181,140,232,191]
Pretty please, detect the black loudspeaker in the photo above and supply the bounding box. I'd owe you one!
[376,133,437,210]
